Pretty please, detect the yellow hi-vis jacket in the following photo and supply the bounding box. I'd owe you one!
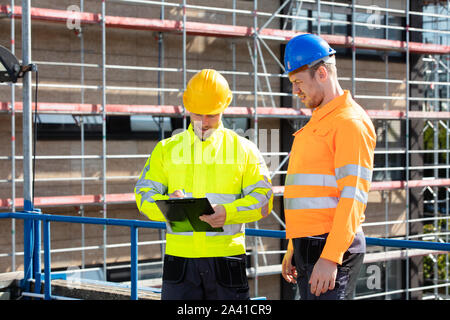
[135,122,273,258]
[284,90,376,264]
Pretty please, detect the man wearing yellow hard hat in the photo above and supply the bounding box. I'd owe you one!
[135,69,273,300]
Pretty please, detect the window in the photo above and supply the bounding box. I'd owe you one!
[286,5,406,61]
[353,11,405,58]
[36,114,176,140]
[222,117,249,133]
[372,120,406,182]
[311,11,348,36]
[37,113,251,141]
[422,3,448,46]
[290,9,309,32]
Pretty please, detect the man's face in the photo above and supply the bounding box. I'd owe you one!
[190,112,222,140]
[288,68,324,109]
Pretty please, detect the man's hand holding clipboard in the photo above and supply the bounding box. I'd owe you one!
[167,189,226,230]
[199,204,226,228]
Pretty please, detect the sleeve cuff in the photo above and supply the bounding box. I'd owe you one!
[223,203,238,224]
[320,247,345,265]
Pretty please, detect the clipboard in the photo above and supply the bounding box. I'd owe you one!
[155,197,224,233]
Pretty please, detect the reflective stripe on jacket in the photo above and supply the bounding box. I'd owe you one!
[284,90,376,264]
[135,122,273,258]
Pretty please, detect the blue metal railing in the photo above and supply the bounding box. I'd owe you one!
[0,210,449,300]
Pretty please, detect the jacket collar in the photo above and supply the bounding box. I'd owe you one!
[292,90,351,136]
[311,90,350,122]
[187,121,225,145]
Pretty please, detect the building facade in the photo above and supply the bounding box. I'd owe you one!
[0,0,448,299]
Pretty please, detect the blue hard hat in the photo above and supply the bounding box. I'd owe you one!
[284,34,336,74]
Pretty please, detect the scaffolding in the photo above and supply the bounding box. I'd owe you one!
[0,0,449,299]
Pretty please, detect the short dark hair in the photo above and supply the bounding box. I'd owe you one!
[308,59,335,78]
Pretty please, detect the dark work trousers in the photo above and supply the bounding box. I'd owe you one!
[161,254,250,300]
[292,232,365,300]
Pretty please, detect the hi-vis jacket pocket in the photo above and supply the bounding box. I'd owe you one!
[312,127,331,137]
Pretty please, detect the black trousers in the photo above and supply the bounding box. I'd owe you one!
[161,254,250,300]
[292,233,365,300]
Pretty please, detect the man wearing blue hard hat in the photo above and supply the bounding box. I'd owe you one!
[283,33,338,109]
[281,34,376,300]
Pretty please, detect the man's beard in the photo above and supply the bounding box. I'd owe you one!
[303,92,324,109]
[194,124,214,140]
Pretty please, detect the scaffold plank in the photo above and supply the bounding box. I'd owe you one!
[2,5,100,25]
[0,193,135,209]
[2,102,450,120]
[275,179,450,194]
[2,179,450,209]
[1,5,449,54]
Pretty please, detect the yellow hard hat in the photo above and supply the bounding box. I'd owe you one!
[183,69,233,115]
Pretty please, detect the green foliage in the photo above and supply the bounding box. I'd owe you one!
[422,223,449,282]
[423,253,448,281]
[423,125,449,163]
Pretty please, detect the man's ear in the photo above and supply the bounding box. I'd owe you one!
[315,65,329,82]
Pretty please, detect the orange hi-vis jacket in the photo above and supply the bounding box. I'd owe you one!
[284,90,376,264]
